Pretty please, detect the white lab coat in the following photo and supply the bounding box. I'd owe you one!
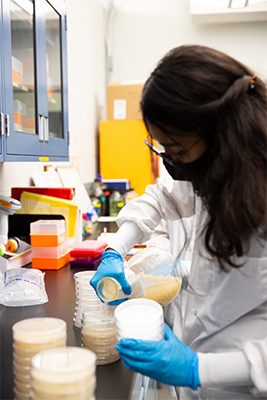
[115,174,267,399]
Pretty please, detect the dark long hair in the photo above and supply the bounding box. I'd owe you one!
[140,45,267,271]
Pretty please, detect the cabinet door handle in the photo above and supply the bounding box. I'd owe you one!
[0,113,4,136]
[39,114,43,142]
[44,116,49,142]
[5,114,10,137]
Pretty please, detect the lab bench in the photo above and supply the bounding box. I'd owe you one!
[0,264,135,400]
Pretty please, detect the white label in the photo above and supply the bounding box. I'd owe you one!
[113,99,126,120]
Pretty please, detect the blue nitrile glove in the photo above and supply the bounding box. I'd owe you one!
[116,323,200,390]
[90,250,132,305]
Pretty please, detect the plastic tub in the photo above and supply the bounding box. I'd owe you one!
[114,298,164,341]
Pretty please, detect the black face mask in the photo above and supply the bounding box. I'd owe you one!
[163,151,211,183]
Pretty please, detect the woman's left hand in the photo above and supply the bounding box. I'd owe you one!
[116,323,200,390]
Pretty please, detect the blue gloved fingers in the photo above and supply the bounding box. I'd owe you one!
[117,338,161,351]
[116,323,200,390]
[107,297,129,306]
[116,342,162,364]
[89,250,132,295]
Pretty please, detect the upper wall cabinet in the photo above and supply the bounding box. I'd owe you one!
[190,0,267,24]
[0,0,69,161]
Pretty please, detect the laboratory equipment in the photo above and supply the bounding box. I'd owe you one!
[0,195,21,244]
[96,247,183,307]
[127,247,183,306]
[109,189,125,216]
[70,240,107,270]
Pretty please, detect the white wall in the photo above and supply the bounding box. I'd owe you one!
[0,0,106,197]
[110,0,267,83]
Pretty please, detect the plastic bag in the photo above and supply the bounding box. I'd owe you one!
[0,268,48,307]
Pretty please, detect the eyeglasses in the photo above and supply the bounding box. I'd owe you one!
[144,139,176,166]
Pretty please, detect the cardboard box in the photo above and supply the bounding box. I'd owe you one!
[107,81,144,120]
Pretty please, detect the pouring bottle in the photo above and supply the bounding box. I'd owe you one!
[96,248,183,306]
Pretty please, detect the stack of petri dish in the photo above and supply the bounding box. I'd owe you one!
[12,317,67,400]
[114,298,164,341]
[30,347,96,400]
[73,271,105,328]
[81,310,119,365]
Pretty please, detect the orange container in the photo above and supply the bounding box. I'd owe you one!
[32,253,71,270]
[30,232,66,247]
[30,220,66,247]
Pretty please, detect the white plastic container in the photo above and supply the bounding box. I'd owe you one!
[114,298,164,341]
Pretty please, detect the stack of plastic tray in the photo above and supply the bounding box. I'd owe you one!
[12,318,67,400]
[30,220,74,270]
[30,347,96,400]
[70,240,107,270]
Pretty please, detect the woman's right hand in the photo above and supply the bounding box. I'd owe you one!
[90,250,132,305]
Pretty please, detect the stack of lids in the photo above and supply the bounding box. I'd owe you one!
[73,271,105,328]
[30,220,74,270]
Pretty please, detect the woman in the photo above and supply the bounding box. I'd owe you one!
[91,45,267,399]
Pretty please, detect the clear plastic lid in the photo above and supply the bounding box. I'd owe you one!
[31,347,96,384]
[30,220,65,235]
[12,318,66,343]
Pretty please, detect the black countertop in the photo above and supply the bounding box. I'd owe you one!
[0,264,135,400]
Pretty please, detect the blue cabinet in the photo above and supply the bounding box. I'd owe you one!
[0,0,69,162]
[0,0,4,161]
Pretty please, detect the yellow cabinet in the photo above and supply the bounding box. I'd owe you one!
[99,120,159,196]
